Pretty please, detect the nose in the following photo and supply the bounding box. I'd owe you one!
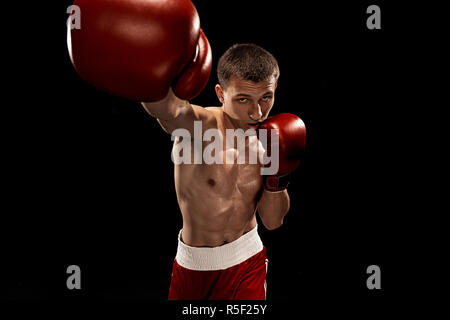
[249,104,263,122]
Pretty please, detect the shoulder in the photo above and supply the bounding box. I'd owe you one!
[204,106,223,112]
[201,106,224,122]
[204,107,227,126]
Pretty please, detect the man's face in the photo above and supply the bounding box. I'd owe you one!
[216,77,277,130]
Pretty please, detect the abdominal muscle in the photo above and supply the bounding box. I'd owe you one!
[174,159,262,248]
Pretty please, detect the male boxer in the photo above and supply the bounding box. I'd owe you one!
[142,44,305,300]
[68,0,305,300]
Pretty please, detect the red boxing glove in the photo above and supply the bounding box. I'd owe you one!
[258,113,306,192]
[67,0,212,102]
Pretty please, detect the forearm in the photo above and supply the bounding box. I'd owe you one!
[141,88,189,121]
[257,189,290,230]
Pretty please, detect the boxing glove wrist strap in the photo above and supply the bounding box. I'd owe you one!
[263,173,291,192]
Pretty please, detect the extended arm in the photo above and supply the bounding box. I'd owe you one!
[141,88,216,135]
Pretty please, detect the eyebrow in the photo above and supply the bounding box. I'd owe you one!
[234,91,273,98]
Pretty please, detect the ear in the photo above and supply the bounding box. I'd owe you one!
[215,84,224,104]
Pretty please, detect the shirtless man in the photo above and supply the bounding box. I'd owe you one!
[142,44,305,299]
[67,0,305,300]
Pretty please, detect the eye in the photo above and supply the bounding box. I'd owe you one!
[261,96,272,102]
[238,98,248,103]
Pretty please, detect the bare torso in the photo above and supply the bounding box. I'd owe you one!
[174,107,263,247]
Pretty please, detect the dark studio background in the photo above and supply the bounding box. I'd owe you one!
[2,0,436,316]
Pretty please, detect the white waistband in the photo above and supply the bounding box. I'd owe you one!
[175,225,263,271]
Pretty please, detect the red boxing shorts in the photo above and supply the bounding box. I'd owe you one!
[168,225,268,300]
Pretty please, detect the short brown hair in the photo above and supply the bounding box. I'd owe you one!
[217,44,279,89]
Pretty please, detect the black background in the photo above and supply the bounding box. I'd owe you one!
[2,0,439,316]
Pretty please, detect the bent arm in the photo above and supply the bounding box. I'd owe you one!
[257,189,290,230]
[141,88,216,135]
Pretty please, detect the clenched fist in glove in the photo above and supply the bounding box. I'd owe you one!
[67,0,212,102]
[259,113,306,192]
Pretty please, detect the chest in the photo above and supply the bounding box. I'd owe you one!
[173,125,264,197]
[201,161,262,199]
